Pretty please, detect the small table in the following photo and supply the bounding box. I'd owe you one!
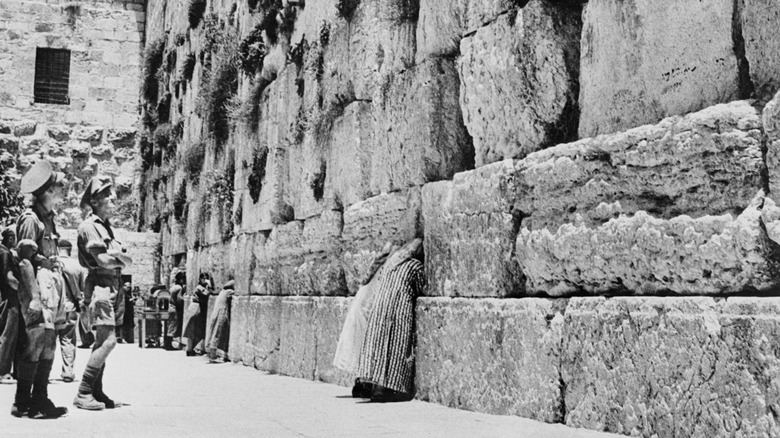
[137,311,170,348]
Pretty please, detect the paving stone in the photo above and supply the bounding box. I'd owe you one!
[578,0,740,137]
[562,296,780,437]
[416,297,566,423]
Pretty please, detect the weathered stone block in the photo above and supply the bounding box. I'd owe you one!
[518,192,780,296]
[515,100,764,231]
[12,120,36,137]
[562,296,780,437]
[578,0,740,137]
[279,297,317,380]
[46,124,71,141]
[741,0,780,97]
[324,101,374,209]
[458,2,581,166]
[342,189,422,293]
[370,57,473,194]
[0,134,19,154]
[416,0,517,61]
[229,296,281,372]
[765,91,780,198]
[422,160,524,298]
[416,297,565,423]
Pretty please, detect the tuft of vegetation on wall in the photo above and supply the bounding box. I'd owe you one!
[0,167,24,226]
[181,53,196,83]
[336,0,359,21]
[200,162,236,241]
[247,146,268,203]
[173,183,188,223]
[183,141,206,183]
[153,123,174,160]
[205,48,239,147]
[188,0,207,29]
[142,38,165,106]
[310,161,326,201]
[238,24,267,77]
[139,131,154,171]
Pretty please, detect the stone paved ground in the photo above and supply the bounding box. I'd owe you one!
[0,343,623,437]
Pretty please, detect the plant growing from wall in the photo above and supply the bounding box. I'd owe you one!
[238,24,267,77]
[139,132,154,171]
[181,53,197,82]
[0,168,24,226]
[310,160,326,202]
[61,2,82,27]
[183,141,206,183]
[336,0,359,21]
[205,44,239,147]
[142,38,165,108]
[200,163,235,241]
[188,0,207,29]
[247,146,268,203]
[173,183,188,223]
[153,124,174,160]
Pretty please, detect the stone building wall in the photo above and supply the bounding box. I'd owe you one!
[140,0,780,436]
[0,0,144,128]
[0,0,145,229]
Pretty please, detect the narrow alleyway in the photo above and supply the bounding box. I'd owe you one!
[1,343,622,437]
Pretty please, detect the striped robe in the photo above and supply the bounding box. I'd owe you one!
[357,258,425,394]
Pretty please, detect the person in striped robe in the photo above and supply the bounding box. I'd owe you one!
[356,238,425,403]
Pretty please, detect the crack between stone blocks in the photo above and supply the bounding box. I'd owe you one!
[732,0,755,99]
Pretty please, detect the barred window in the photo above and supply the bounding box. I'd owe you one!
[33,48,71,105]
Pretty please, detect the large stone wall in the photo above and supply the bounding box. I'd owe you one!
[139,0,780,436]
[0,0,144,128]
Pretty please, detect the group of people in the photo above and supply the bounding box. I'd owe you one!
[151,270,234,363]
[0,160,132,418]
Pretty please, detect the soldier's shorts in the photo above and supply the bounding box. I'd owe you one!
[89,286,116,328]
[19,325,56,362]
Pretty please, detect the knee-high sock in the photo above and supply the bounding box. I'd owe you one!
[14,360,37,407]
[31,359,53,405]
[77,364,101,396]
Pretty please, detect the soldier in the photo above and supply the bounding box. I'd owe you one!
[74,176,132,411]
[56,239,85,382]
[12,160,69,419]
[0,228,20,385]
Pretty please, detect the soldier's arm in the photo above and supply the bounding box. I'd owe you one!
[80,224,125,269]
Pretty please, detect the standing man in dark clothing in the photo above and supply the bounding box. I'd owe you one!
[165,270,185,350]
[0,228,20,384]
[56,240,85,382]
[12,160,69,419]
[121,281,134,344]
[73,176,132,411]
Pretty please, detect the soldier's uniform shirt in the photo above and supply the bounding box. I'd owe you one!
[16,205,66,330]
[77,214,124,327]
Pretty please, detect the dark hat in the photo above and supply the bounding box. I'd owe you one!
[20,160,65,195]
[80,176,112,208]
[57,239,73,249]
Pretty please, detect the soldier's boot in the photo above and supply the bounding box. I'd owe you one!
[73,364,104,411]
[28,359,68,419]
[93,364,122,408]
[11,360,36,417]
